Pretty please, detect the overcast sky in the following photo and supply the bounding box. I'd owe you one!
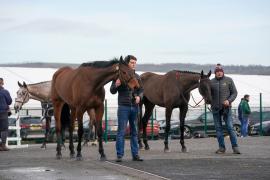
[0,0,269,65]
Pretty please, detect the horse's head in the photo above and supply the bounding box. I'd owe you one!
[117,56,140,90]
[14,81,30,113]
[198,70,212,104]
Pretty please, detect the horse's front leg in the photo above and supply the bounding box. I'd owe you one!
[164,108,173,152]
[96,105,107,161]
[179,105,188,152]
[142,101,155,150]
[41,117,51,149]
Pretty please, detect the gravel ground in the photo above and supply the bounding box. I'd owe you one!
[0,136,270,180]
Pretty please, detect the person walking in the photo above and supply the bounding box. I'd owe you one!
[238,98,244,136]
[110,55,144,162]
[210,64,241,154]
[241,95,251,137]
[0,78,12,151]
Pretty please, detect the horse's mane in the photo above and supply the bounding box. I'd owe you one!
[174,70,200,75]
[29,81,51,86]
[80,58,120,68]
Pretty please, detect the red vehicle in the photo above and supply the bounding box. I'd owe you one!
[126,120,160,139]
[100,119,160,140]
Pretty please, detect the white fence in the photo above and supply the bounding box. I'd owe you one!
[6,114,28,149]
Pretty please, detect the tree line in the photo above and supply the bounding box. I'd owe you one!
[1,62,270,75]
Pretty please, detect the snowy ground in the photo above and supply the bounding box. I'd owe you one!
[1,66,270,120]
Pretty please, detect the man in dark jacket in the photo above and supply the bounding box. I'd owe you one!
[110,55,143,162]
[0,78,12,151]
[210,64,240,154]
[241,94,251,137]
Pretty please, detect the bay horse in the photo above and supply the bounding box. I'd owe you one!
[138,70,212,152]
[51,57,140,160]
[14,81,98,149]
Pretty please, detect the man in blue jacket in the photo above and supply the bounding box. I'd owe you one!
[0,78,12,151]
[210,64,240,154]
[110,55,143,162]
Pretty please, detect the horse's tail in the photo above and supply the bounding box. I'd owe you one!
[51,66,72,100]
[61,103,71,129]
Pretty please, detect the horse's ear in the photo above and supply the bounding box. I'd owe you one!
[200,70,204,77]
[207,70,212,78]
[18,81,23,87]
[23,81,27,88]
[119,56,123,63]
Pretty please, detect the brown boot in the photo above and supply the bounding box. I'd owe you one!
[0,144,10,151]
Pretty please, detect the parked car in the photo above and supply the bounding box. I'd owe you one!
[249,111,270,126]
[8,116,17,137]
[8,115,45,140]
[166,112,242,139]
[83,119,119,141]
[20,115,45,139]
[250,120,270,136]
[47,117,78,142]
[83,119,160,141]
[126,120,160,140]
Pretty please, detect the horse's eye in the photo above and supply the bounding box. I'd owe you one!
[123,71,127,75]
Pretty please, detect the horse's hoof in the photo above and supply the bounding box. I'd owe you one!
[100,155,107,161]
[91,143,97,146]
[182,148,187,153]
[70,153,75,159]
[56,154,62,160]
[40,144,46,149]
[145,146,150,150]
[76,155,83,161]
[164,148,170,153]
[61,145,66,150]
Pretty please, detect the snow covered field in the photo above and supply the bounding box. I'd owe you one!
[1,66,270,110]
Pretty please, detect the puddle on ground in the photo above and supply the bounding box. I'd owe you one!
[8,167,54,173]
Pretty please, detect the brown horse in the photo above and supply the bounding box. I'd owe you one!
[14,81,98,149]
[51,57,140,160]
[138,70,212,152]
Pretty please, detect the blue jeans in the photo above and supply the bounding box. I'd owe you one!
[212,108,238,148]
[116,105,139,158]
[241,116,249,137]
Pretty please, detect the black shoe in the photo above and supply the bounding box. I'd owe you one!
[215,147,226,154]
[116,157,122,162]
[132,155,143,161]
[232,147,241,154]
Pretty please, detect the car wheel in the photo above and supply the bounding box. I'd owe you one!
[184,126,192,139]
[233,125,241,137]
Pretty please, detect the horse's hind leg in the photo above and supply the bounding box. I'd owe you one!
[141,99,155,150]
[179,105,188,152]
[69,107,76,158]
[76,109,84,161]
[164,107,173,152]
[137,102,143,149]
[53,101,64,159]
[95,104,107,161]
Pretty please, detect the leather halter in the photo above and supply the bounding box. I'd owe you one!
[15,89,30,105]
[117,65,134,86]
